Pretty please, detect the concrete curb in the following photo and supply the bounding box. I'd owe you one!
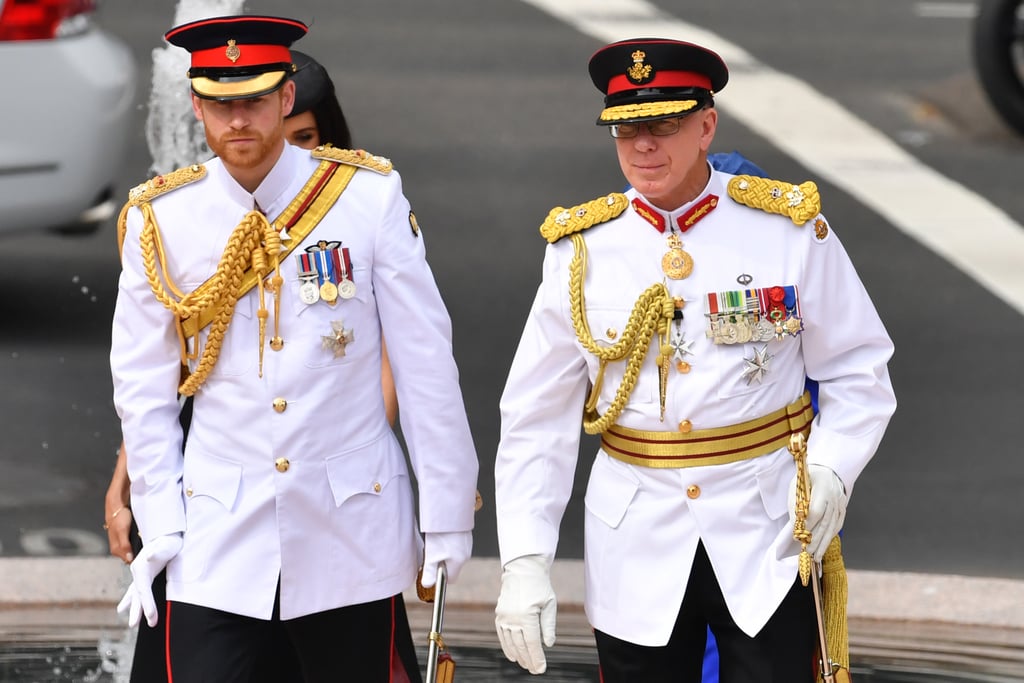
[0,557,127,607]
[3,556,1023,631]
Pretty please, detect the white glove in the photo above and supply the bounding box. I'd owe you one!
[116,533,183,628]
[420,531,472,588]
[788,464,847,561]
[494,554,557,674]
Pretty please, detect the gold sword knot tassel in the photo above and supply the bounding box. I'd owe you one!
[789,432,813,586]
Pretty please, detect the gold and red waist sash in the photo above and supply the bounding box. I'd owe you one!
[601,391,813,468]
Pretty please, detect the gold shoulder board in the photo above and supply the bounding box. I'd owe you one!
[727,175,821,226]
[125,164,207,207]
[311,145,393,175]
[540,193,629,243]
[118,164,207,259]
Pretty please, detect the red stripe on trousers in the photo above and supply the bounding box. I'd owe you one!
[165,601,173,683]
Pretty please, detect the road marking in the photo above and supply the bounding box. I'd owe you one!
[914,2,977,19]
[520,0,1024,316]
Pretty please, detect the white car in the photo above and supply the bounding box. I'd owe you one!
[0,0,136,235]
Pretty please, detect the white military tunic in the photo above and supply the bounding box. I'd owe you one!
[495,166,895,646]
[112,143,478,620]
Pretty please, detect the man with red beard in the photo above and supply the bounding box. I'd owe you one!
[110,15,478,682]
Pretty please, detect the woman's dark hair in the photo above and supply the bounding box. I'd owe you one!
[288,50,353,149]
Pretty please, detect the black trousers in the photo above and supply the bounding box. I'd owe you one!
[594,541,817,683]
[166,591,422,683]
[128,569,306,683]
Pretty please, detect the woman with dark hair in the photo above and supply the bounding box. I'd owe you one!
[284,50,352,150]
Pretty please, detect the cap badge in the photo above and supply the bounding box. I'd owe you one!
[225,39,240,63]
[627,50,654,84]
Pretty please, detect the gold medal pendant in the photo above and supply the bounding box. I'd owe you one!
[661,233,693,280]
[320,281,339,305]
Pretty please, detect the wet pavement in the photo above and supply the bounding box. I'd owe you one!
[2,559,1023,682]
[1,602,1021,683]
[0,636,1018,682]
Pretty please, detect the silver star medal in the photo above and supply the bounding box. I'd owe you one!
[322,320,355,358]
[741,344,774,385]
[669,329,695,373]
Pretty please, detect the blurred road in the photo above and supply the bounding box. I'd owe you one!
[1,0,1022,582]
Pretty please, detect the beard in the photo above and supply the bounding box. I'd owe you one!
[206,118,285,170]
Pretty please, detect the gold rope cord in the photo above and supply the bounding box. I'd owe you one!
[568,233,674,434]
[140,205,281,396]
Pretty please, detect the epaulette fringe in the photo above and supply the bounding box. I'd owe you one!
[540,193,629,243]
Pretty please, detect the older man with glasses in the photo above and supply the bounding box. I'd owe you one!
[493,37,896,682]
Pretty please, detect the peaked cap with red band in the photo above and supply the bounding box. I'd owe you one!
[588,38,728,125]
[165,15,309,101]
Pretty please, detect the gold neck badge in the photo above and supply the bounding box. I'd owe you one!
[662,233,693,279]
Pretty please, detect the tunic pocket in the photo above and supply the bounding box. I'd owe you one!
[324,434,407,508]
[177,451,243,582]
[756,452,793,521]
[182,451,242,512]
[585,453,640,529]
[291,268,375,369]
[585,308,658,404]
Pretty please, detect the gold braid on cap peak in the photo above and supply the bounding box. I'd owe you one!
[599,100,699,122]
[727,175,820,226]
[540,193,629,243]
[311,145,393,175]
